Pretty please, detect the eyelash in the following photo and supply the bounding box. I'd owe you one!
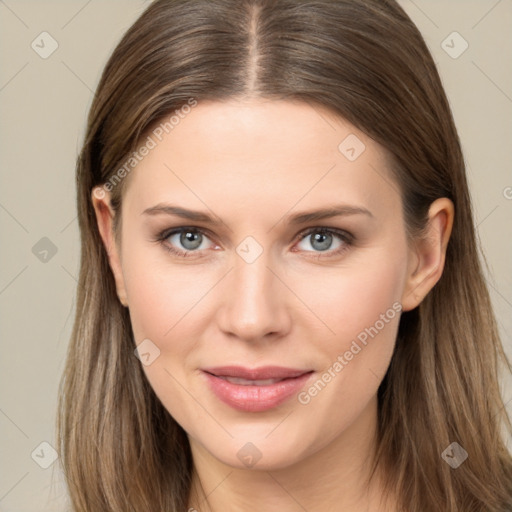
[154,226,354,260]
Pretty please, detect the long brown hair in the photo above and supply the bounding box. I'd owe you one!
[56,0,512,510]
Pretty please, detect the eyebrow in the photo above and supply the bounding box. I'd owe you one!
[142,203,373,225]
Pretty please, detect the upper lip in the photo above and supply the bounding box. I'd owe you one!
[202,366,312,380]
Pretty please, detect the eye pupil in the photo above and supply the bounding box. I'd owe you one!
[180,230,202,250]
[311,232,332,251]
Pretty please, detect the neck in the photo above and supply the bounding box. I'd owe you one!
[187,396,396,512]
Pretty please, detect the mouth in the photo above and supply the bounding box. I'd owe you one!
[201,366,314,412]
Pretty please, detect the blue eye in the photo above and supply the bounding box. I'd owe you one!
[159,228,215,256]
[155,226,353,259]
[295,228,352,256]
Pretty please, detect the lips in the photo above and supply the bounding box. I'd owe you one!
[202,366,313,412]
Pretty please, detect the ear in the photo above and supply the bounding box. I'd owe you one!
[91,186,128,307]
[401,197,454,312]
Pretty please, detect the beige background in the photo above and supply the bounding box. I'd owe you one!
[0,1,511,510]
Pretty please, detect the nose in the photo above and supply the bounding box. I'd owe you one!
[216,248,292,343]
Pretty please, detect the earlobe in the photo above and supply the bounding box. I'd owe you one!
[401,197,454,312]
[91,187,129,307]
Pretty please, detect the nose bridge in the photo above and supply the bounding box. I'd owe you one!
[217,241,290,340]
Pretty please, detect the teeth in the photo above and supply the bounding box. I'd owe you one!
[221,376,284,386]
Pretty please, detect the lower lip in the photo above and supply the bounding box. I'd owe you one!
[202,371,313,412]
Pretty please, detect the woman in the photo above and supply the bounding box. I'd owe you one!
[56,0,512,510]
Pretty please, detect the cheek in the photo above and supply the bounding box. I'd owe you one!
[293,246,406,416]
[299,251,407,352]
[126,269,200,344]
[290,255,405,451]
[120,234,215,346]
[120,244,212,429]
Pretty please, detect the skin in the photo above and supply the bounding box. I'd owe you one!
[92,99,453,512]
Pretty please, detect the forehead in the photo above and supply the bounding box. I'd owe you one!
[122,99,400,220]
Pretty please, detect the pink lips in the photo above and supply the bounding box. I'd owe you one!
[202,365,313,412]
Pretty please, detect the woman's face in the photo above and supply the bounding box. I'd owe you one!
[98,99,423,470]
